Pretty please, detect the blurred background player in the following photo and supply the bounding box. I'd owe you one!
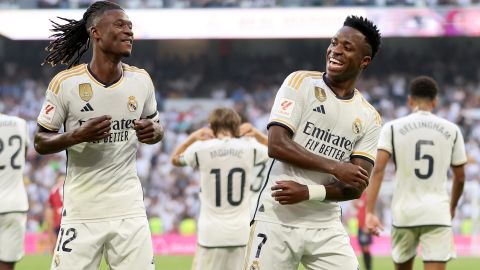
[171,107,268,270]
[44,173,65,253]
[0,113,29,270]
[245,15,382,270]
[237,114,269,216]
[354,192,372,270]
[34,1,163,269]
[366,76,467,270]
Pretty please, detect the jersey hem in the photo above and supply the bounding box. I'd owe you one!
[198,243,247,248]
[37,121,59,132]
[267,121,295,135]
[350,154,375,166]
[451,160,468,167]
[61,213,146,224]
[254,216,341,229]
[392,224,451,228]
[0,210,28,215]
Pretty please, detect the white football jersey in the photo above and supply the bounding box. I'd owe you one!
[378,111,467,226]
[37,63,158,222]
[254,71,381,228]
[0,114,29,213]
[182,137,269,247]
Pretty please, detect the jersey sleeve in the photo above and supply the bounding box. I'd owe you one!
[451,127,467,166]
[267,72,308,135]
[351,114,382,165]
[376,121,393,154]
[181,141,202,168]
[37,81,68,131]
[140,73,159,121]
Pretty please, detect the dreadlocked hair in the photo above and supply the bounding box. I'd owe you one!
[343,15,381,59]
[43,1,123,68]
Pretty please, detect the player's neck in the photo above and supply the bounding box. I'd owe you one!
[89,53,123,85]
[216,131,233,139]
[323,73,356,98]
[412,103,434,113]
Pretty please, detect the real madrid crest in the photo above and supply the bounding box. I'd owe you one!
[127,96,138,112]
[250,260,260,270]
[352,118,362,134]
[78,83,93,102]
[314,86,327,102]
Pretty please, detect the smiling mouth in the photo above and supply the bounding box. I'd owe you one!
[329,57,344,68]
[121,39,133,45]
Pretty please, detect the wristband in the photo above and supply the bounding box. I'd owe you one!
[307,185,326,201]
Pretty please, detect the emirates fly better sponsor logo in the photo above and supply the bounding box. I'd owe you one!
[78,118,135,144]
[303,121,355,161]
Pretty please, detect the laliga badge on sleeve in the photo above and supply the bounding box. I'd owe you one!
[275,97,295,118]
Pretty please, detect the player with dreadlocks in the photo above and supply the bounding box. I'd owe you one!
[35,1,163,269]
[244,16,382,270]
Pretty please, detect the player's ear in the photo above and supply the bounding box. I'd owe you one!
[89,26,100,40]
[407,95,415,109]
[360,56,371,70]
[432,96,439,109]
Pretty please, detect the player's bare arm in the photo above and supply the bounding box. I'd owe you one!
[240,122,268,145]
[34,115,112,155]
[171,127,214,166]
[271,157,372,205]
[268,125,369,190]
[133,118,164,144]
[365,149,390,236]
[450,164,465,219]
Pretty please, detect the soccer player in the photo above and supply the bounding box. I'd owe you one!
[244,16,382,270]
[171,108,269,270]
[366,76,467,270]
[354,192,372,270]
[44,173,65,252]
[0,114,29,270]
[35,2,164,269]
[238,122,269,215]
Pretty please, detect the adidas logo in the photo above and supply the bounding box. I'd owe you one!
[81,103,94,112]
[313,105,326,114]
[258,204,265,212]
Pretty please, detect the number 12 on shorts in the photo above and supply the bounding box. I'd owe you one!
[56,227,77,252]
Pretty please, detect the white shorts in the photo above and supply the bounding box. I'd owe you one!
[0,212,27,262]
[392,226,455,263]
[192,245,245,270]
[51,216,154,270]
[243,221,358,270]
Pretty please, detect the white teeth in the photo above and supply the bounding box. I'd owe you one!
[329,58,342,65]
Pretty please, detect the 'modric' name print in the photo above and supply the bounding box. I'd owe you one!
[302,121,355,161]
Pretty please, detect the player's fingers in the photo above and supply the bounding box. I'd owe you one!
[136,126,154,135]
[137,133,154,141]
[271,184,285,191]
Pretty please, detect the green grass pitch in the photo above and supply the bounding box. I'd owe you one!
[16,255,480,270]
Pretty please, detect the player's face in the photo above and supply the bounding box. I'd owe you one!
[325,26,371,81]
[94,10,134,58]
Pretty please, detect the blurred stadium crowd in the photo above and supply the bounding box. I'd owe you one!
[1,0,479,9]
[0,38,479,236]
